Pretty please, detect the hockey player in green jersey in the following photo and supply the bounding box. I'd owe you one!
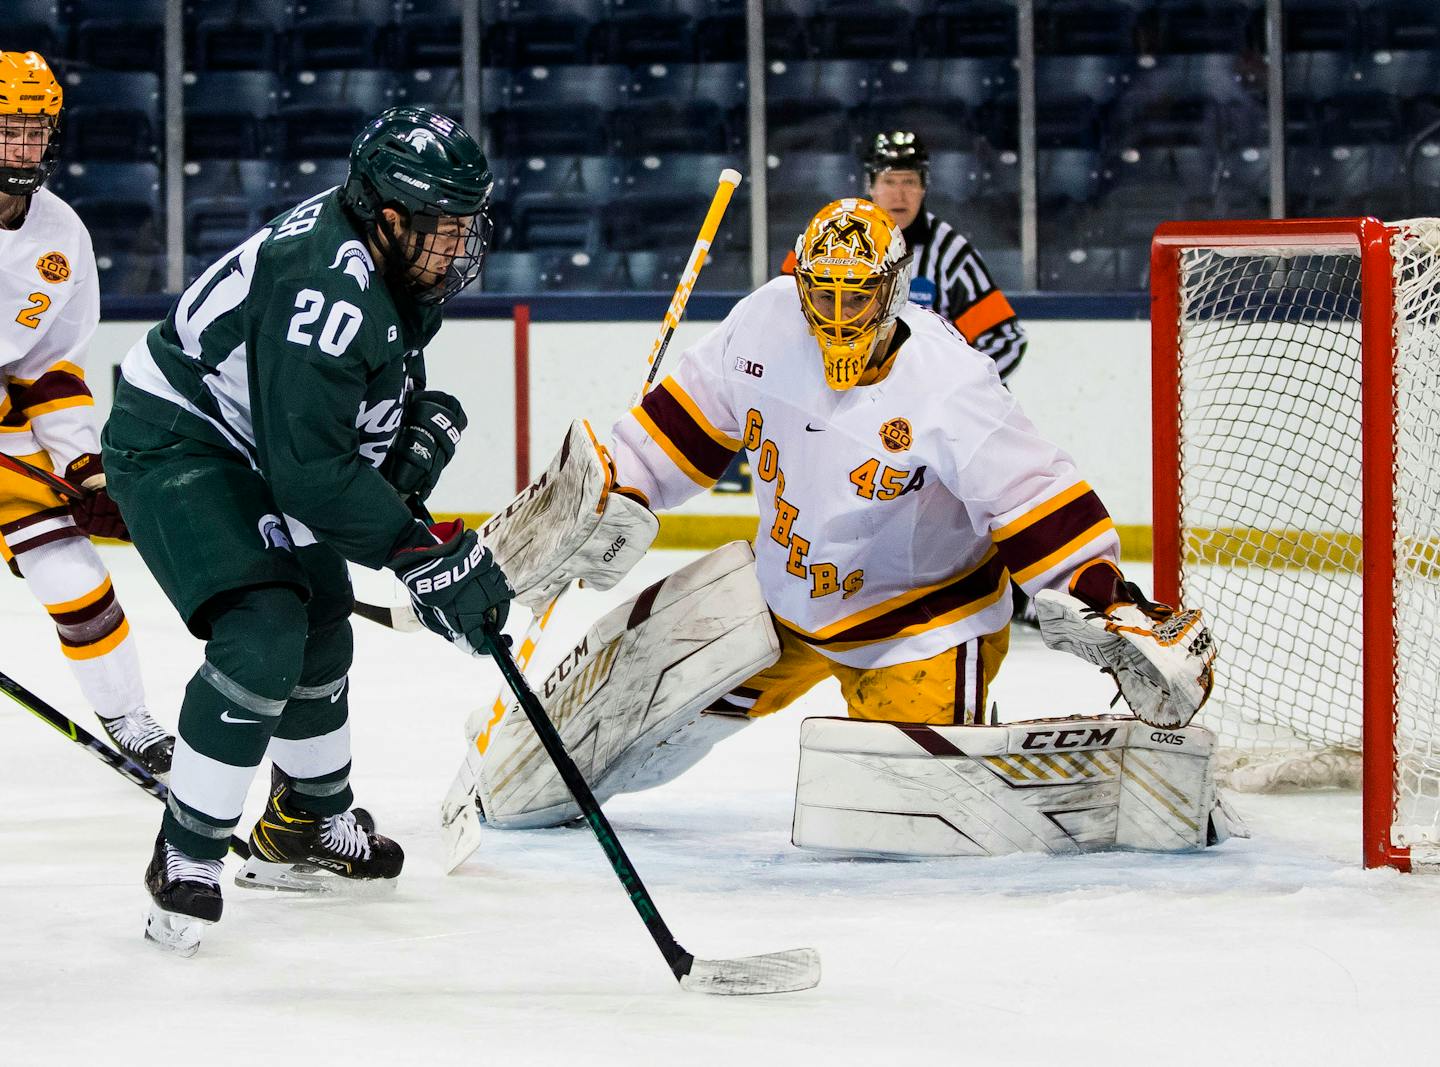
[102,107,515,956]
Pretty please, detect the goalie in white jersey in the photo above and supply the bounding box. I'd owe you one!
[469,197,1221,858]
[0,52,172,776]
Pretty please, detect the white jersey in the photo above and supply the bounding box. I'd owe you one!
[0,187,101,467]
[610,277,1120,669]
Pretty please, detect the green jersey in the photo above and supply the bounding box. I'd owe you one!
[112,189,442,568]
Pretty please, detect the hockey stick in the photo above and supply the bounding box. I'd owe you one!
[0,667,252,858]
[441,169,744,870]
[478,620,820,995]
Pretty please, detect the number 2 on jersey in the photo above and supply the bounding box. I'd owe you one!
[287,288,363,356]
[15,292,50,330]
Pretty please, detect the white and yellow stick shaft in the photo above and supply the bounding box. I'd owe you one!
[469,168,743,760]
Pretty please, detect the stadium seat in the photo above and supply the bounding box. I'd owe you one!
[624,247,749,290]
[977,245,1022,291]
[1038,147,1104,210]
[276,70,394,159]
[1364,1,1440,52]
[608,153,749,251]
[914,0,1017,59]
[62,70,159,162]
[70,0,166,71]
[268,158,352,218]
[766,151,861,245]
[59,161,163,259]
[1360,49,1439,101]
[694,0,745,61]
[1283,0,1362,54]
[1134,0,1259,56]
[11,0,64,61]
[484,0,603,66]
[1036,0,1140,55]
[284,0,394,70]
[396,0,467,68]
[1107,144,1216,194]
[188,0,285,71]
[609,63,743,155]
[861,59,1008,151]
[538,250,631,290]
[1215,144,1270,211]
[392,68,466,114]
[1287,143,1405,217]
[479,251,544,293]
[809,0,919,60]
[183,160,278,259]
[1285,50,1361,101]
[766,59,872,153]
[593,0,699,64]
[760,0,816,60]
[489,65,626,155]
[510,156,617,251]
[184,71,282,160]
[1321,92,1405,145]
[1408,146,1440,217]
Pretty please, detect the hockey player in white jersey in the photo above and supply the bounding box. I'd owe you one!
[469,197,1221,857]
[0,51,172,776]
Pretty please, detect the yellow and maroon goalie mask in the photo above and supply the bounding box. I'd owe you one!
[794,198,913,390]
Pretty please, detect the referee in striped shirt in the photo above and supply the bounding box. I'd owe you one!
[863,130,1026,380]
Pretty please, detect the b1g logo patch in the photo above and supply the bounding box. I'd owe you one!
[36,251,69,283]
[879,417,912,453]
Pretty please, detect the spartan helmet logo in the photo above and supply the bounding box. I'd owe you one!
[329,240,374,291]
[402,127,441,153]
[257,513,294,552]
[806,212,876,263]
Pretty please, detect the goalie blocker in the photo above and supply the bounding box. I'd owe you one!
[793,715,1238,857]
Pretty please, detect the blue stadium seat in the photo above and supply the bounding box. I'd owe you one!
[184,160,279,258]
[694,0,745,61]
[59,161,163,256]
[760,0,816,59]
[1408,146,1440,216]
[1321,92,1405,145]
[1036,0,1140,55]
[1135,0,1259,56]
[485,0,603,66]
[766,151,861,244]
[538,250,632,290]
[188,0,285,71]
[285,0,394,70]
[268,158,351,218]
[766,59,872,153]
[62,70,159,162]
[1287,143,1405,217]
[480,251,544,293]
[594,0,699,64]
[71,0,166,71]
[927,148,1011,205]
[489,65,626,155]
[184,71,282,160]
[276,70,394,159]
[608,153,748,251]
[610,63,743,155]
[11,1,65,61]
[1285,50,1361,101]
[1364,1,1440,52]
[1284,0,1361,54]
[861,59,1006,151]
[1094,183,1197,244]
[509,156,618,250]
[1038,147,1103,208]
[1037,54,1133,106]
[1360,49,1438,101]
[624,247,749,289]
[396,0,467,68]
[1215,144,1269,210]
[915,0,1017,59]
[810,0,919,60]
[392,68,466,114]
[1041,245,1133,291]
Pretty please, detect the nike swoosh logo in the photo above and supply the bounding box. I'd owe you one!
[330,678,348,704]
[220,710,259,725]
[804,423,824,432]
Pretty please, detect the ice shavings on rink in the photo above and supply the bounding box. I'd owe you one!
[3,546,1440,1064]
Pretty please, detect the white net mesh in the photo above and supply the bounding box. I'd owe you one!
[1172,220,1440,849]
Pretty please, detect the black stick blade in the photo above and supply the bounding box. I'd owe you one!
[678,948,821,995]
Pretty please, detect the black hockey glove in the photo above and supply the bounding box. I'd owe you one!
[381,390,467,504]
[64,453,131,541]
[388,519,513,655]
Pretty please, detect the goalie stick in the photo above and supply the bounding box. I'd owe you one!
[478,620,819,995]
[0,667,252,859]
[441,168,746,872]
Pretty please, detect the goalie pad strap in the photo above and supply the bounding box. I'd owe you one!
[479,541,779,828]
[792,715,1220,858]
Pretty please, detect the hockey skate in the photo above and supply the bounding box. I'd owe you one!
[143,831,223,958]
[99,707,174,779]
[235,781,402,894]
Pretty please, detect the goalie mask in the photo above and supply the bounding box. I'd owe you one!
[342,106,494,305]
[794,199,913,391]
[0,51,63,197]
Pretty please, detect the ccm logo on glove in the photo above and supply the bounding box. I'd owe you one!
[411,538,488,594]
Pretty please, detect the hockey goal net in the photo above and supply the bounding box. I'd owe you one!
[1151,217,1440,870]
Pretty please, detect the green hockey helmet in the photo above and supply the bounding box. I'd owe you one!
[342,106,494,304]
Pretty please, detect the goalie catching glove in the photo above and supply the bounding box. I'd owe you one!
[1034,560,1215,729]
[481,419,658,611]
[389,518,514,655]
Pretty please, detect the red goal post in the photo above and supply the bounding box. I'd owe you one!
[1149,217,1440,871]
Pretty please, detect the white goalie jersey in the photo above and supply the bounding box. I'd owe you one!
[0,187,101,470]
[609,277,1122,669]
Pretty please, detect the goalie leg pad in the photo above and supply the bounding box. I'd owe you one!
[792,716,1223,858]
[479,541,778,829]
[482,420,659,611]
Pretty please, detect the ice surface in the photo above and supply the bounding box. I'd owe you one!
[3,547,1440,1063]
